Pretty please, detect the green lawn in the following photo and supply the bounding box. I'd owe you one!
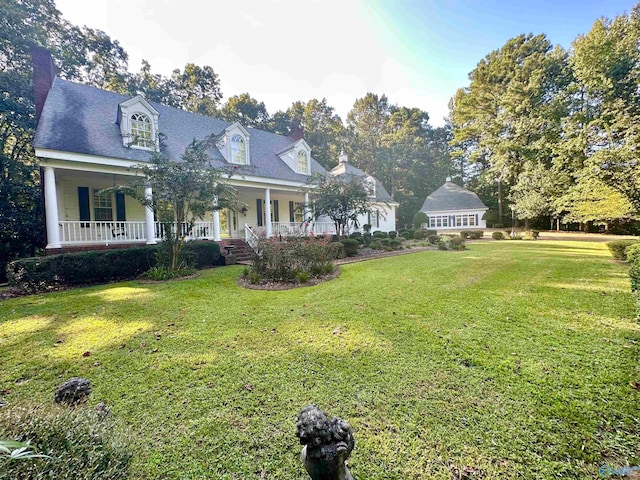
[1,241,638,479]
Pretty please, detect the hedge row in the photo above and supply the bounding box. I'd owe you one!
[606,239,638,261]
[6,241,223,294]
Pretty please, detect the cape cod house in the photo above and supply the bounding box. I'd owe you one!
[32,47,396,252]
[419,178,488,230]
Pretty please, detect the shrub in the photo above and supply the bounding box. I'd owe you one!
[370,240,383,250]
[296,271,310,283]
[327,242,346,260]
[607,239,639,261]
[459,231,471,239]
[427,234,440,245]
[389,239,402,250]
[362,232,372,246]
[531,230,540,239]
[7,246,158,294]
[424,230,437,237]
[372,231,387,239]
[468,231,484,239]
[449,236,466,250]
[403,230,415,240]
[437,235,466,251]
[413,230,428,240]
[363,224,372,233]
[380,238,391,248]
[340,238,361,257]
[388,231,397,239]
[492,232,504,240]
[180,241,224,268]
[412,211,429,229]
[349,231,362,239]
[625,243,640,263]
[251,236,337,282]
[0,403,131,479]
[494,223,504,229]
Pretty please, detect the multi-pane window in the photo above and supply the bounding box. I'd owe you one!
[93,189,113,222]
[231,135,246,164]
[130,113,153,148]
[429,215,449,228]
[294,202,305,223]
[297,150,308,173]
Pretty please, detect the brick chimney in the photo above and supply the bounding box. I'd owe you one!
[289,123,304,141]
[32,46,57,124]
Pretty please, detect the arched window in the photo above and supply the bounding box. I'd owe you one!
[230,135,246,164]
[130,113,153,148]
[297,150,308,174]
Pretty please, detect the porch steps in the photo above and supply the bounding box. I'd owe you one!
[218,239,254,263]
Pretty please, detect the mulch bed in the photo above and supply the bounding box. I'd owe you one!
[237,267,341,291]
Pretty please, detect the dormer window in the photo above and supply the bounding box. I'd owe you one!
[118,95,159,152]
[230,134,247,164]
[296,150,309,174]
[130,113,154,149]
[365,176,376,197]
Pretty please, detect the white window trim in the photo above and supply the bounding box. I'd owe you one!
[296,149,310,174]
[118,95,159,151]
[224,122,251,166]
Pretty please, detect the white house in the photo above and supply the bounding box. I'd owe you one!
[322,152,397,233]
[31,47,397,252]
[420,178,488,230]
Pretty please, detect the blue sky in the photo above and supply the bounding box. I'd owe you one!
[56,0,636,127]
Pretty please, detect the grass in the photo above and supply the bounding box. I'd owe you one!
[0,241,638,479]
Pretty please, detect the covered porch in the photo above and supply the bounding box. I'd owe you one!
[42,166,336,250]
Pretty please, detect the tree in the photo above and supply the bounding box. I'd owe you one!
[121,138,236,270]
[219,93,269,129]
[269,99,346,169]
[170,63,222,116]
[449,34,569,203]
[0,0,130,279]
[309,176,372,236]
[571,7,640,212]
[346,93,392,177]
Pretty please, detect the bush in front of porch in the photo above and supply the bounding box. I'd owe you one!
[6,241,224,294]
[247,235,344,284]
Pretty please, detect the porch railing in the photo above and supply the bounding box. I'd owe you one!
[59,221,147,244]
[57,220,338,246]
[154,222,213,240]
[244,224,260,251]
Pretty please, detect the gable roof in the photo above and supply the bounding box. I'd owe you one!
[330,161,395,203]
[421,181,488,212]
[33,78,326,183]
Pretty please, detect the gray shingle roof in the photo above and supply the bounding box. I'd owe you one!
[33,78,326,182]
[329,161,395,203]
[420,181,488,212]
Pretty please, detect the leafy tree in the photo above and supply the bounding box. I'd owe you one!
[269,99,346,169]
[450,34,570,223]
[346,93,392,177]
[0,0,129,279]
[309,175,372,236]
[571,7,640,212]
[219,93,269,128]
[170,63,222,116]
[120,137,236,271]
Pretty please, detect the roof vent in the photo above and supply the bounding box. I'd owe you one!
[339,150,348,164]
[445,176,452,182]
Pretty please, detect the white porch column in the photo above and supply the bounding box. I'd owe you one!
[43,166,61,249]
[144,186,157,245]
[304,192,311,234]
[264,188,272,238]
[212,197,221,241]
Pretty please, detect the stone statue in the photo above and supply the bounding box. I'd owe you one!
[54,377,91,405]
[296,405,355,480]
